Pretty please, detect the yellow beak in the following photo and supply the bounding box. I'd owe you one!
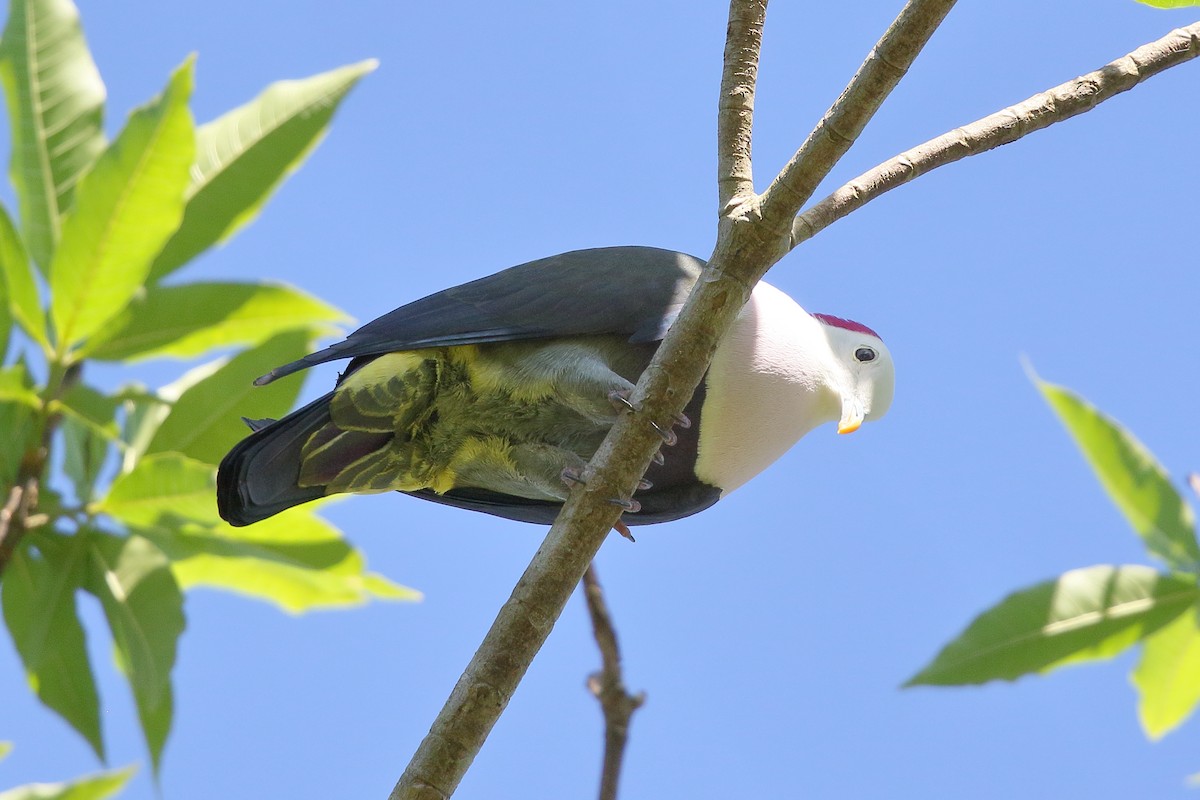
[838,399,864,435]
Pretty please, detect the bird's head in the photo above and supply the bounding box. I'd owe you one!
[811,314,895,435]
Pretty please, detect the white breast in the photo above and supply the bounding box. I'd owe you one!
[692,281,840,494]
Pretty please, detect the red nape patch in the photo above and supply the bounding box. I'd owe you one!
[812,313,881,340]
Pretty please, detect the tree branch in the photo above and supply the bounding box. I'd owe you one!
[387,5,1200,799]
[582,564,644,800]
[756,0,958,237]
[791,21,1200,249]
[717,0,768,209]
[0,479,38,573]
[390,2,955,796]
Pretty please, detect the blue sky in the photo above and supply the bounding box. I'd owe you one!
[4,1,1200,798]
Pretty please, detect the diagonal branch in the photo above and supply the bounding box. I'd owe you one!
[790,21,1200,249]
[389,2,957,797]
[717,0,768,209]
[386,5,1200,799]
[756,0,958,237]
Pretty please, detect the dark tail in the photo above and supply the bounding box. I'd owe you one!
[217,392,336,526]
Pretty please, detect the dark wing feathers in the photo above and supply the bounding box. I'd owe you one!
[218,393,334,525]
[257,247,704,384]
[221,246,716,528]
[404,483,720,527]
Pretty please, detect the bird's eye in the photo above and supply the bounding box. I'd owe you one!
[854,347,877,363]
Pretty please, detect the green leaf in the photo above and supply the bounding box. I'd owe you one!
[1037,378,1200,571]
[906,565,1199,687]
[1133,603,1200,739]
[114,353,248,476]
[57,383,119,440]
[0,0,106,272]
[0,364,40,486]
[0,202,48,350]
[0,741,11,761]
[115,385,170,475]
[49,59,194,352]
[140,507,418,613]
[1,533,103,759]
[83,533,183,773]
[1134,0,1200,7]
[86,281,346,362]
[0,765,135,800]
[0,359,38,406]
[97,451,220,528]
[144,329,311,466]
[149,60,377,282]
[58,385,118,503]
[0,263,10,361]
[61,416,108,504]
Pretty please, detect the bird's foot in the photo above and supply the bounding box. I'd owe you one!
[564,469,650,492]
[561,467,587,488]
[564,462,640,542]
[607,389,690,445]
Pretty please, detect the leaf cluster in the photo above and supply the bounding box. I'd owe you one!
[0,0,414,788]
[908,375,1200,741]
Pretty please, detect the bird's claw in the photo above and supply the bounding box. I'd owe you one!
[613,520,636,542]
[565,468,644,522]
[608,497,641,513]
[607,389,637,413]
[649,420,678,446]
[609,389,688,444]
[651,451,665,466]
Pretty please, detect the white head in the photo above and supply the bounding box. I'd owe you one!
[810,313,895,435]
[695,282,895,494]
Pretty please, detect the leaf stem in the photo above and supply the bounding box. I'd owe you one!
[0,361,80,576]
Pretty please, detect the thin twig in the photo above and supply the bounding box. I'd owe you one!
[582,564,645,800]
[792,22,1200,249]
[717,0,768,210]
[757,0,958,238]
[0,479,37,573]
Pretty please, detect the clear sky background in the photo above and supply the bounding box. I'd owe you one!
[3,1,1200,798]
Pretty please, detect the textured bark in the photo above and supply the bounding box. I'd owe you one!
[717,0,767,209]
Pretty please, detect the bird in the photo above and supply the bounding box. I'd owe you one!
[216,246,894,530]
